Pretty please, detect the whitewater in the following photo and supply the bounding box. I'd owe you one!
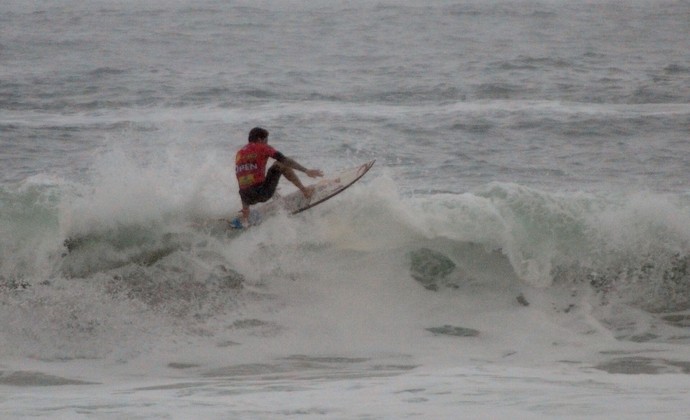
[2,0,690,418]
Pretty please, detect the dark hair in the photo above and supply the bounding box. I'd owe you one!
[248,127,269,143]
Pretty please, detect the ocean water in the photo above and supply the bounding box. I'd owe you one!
[2,0,690,418]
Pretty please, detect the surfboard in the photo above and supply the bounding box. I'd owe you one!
[226,159,375,229]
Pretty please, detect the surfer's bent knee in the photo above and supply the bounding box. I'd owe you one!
[270,162,290,174]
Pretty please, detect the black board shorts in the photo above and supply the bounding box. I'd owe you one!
[239,165,282,206]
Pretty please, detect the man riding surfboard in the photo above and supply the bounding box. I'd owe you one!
[235,127,323,226]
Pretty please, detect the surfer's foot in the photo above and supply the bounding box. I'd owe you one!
[301,186,315,199]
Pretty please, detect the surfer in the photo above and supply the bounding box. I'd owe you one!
[235,127,323,225]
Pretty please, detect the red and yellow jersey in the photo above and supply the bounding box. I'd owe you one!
[235,143,279,189]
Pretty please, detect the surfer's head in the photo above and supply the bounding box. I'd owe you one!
[248,127,269,143]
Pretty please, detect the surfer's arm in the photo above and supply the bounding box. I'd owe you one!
[274,152,323,178]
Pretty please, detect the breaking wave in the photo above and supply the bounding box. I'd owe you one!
[1,171,690,361]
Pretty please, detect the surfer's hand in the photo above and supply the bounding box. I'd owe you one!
[306,169,323,178]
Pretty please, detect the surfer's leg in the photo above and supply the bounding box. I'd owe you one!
[239,167,282,206]
[272,162,314,198]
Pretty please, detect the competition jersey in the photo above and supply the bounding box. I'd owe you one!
[235,142,279,189]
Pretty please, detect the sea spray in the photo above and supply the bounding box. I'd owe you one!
[2,163,690,365]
